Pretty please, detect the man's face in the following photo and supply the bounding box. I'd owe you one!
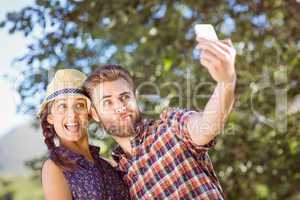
[91,78,140,137]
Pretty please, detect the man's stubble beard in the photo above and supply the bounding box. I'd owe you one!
[103,110,142,138]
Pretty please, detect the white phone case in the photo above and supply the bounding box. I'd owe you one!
[194,24,218,40]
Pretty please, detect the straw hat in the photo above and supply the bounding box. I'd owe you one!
[37,69,91,117]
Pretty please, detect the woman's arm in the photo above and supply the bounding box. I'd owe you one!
[42,159,72,200]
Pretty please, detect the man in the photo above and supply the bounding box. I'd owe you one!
[84,37,236,199]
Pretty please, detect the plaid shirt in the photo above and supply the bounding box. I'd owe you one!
[112,108,224,200]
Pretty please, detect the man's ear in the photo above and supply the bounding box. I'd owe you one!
[47,114,54,125]
[91,107,100,122]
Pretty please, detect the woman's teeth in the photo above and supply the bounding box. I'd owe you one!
[64,123,80,132]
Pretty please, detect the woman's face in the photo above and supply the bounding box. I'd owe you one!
[47,96,89,142]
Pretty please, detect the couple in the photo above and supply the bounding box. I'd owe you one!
[40,37,236,200]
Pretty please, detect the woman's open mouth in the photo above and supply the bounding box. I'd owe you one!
[64,123,80,132]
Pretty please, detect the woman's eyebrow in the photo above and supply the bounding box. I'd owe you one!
[75,98,87,102]
[54,99,66,104]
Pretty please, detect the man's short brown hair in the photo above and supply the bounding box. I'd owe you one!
[83,64,134,99]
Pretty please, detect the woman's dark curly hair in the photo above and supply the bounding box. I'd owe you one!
[40,102,78,171]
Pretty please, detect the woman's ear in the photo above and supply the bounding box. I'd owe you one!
[91,107,100,122]
[47,114,54,124]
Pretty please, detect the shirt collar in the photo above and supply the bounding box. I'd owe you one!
[112,118,154,161]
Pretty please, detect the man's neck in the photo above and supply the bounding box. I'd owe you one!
[112,117,144,156]
[112,136,133,156]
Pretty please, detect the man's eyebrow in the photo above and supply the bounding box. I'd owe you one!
[119,92,131,96]
[100,95,112,101]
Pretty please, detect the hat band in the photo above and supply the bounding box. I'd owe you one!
[46,88,88,101]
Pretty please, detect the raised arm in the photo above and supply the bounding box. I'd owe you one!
[42,159,72,200]
[187,38,236,146]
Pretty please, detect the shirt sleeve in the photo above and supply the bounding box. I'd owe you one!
[160,107,217,155]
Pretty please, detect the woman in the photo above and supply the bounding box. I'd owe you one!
[39,69,129,200]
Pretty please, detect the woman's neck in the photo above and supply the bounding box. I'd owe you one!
[60,136,95,164]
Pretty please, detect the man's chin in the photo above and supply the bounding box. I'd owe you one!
[109,130,134,138]
[107,125,135,138]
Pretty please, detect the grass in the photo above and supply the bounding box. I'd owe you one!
[0,175,43,200]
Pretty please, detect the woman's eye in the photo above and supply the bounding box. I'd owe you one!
[57,103,66,110]
[76,103,85,109]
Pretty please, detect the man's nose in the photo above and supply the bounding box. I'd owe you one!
[114,100,126,113]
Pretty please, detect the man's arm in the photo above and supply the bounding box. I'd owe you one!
[187,80,235,145]
[187,38,236,146]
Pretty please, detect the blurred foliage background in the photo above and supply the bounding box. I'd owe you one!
[1,0,300,199]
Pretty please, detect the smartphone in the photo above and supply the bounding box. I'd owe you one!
[194,24,218,40]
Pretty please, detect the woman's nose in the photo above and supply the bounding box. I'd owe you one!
[66,107,77,118]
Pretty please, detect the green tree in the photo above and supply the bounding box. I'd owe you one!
[1,0,300,199]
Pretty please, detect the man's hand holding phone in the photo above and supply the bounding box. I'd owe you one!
[194,24,236,83]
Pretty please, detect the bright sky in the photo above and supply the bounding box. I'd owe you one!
[0,0,34,138]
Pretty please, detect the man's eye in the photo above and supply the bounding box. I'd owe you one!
[103,100,112,106]
[121,95,130,101]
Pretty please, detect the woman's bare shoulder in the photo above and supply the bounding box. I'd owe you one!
[42,159,72,200]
